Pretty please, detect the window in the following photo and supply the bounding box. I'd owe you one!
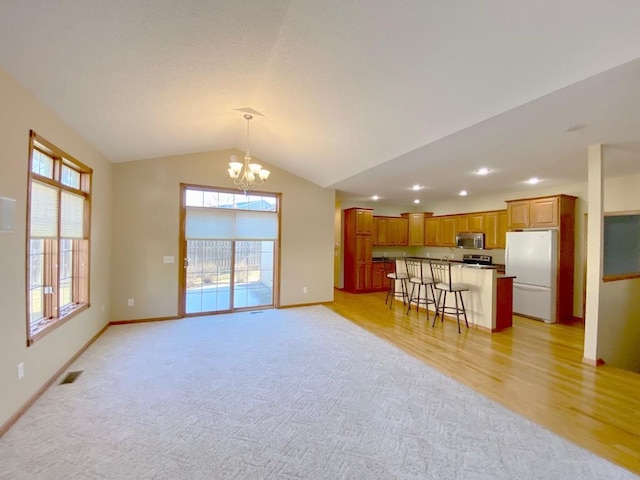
[603,211,640,281]
[26,131,92,344]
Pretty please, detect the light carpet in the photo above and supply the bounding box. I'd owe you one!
[0,305,636,479]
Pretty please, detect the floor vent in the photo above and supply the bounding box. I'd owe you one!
[60,370,83,385]
[250,311,264,315]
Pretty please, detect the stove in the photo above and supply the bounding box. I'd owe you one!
[462,254,493,266]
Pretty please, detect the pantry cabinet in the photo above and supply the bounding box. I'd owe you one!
[344,208,374,293]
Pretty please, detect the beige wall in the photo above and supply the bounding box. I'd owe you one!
[0,67,112,428]
[111,151,335,321]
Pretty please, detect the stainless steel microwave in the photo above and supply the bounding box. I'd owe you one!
[456,232,484,249]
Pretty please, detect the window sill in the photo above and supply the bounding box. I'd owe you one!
[28,303,90,346]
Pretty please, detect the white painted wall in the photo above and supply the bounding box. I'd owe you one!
[0,67,112,428]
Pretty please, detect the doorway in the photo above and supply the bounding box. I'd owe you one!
[179,184,280,316]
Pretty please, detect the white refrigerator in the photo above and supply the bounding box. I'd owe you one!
[505,230,558,323]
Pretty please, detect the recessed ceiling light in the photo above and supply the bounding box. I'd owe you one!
[527,177,540,185]
[411,185,422,191]
[459,190,468,196]
[372,195,379,201]
[414,199,420,204]
[475,168,491,176]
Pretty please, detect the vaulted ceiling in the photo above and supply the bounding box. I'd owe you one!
[1,1,640,206]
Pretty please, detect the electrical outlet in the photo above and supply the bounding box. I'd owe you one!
[17,362,24,380]
[102,305,106,313]
[303,287,308,294]
[127,298,134,307]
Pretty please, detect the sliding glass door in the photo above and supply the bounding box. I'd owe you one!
[180,185,279,316]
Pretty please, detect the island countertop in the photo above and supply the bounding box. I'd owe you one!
[392,258,512,332]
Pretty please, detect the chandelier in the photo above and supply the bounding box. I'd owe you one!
[228,113,270,193]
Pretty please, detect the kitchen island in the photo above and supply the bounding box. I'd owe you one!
[396,259,514,332]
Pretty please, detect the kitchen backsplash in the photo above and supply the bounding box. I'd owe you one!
[373,246,506,265]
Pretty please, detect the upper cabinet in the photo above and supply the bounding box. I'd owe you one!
[402,212,432,246]
[506,195,575,230]
[425,217,440,246]
[355,208,373,234]
[440,216,457,246]
[530,197,559,227]
[467,213,485,232]
[507,200,529,229]
[373,216,409,246]
[397,217,408,246]
[484,210,508,249]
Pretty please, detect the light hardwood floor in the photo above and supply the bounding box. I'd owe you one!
[324,289,640,475]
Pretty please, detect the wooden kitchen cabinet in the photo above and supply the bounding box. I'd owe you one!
[372,260,393,291]
[373,217,387,245]
[402,212,432,246]
[425,217,440,246]
[467,213,485,232]
[506,195,574,230]
[372,216,406,246]
[440,216,457,246]
[483,210,508,249]
[530,197,559,227]
[343,208,374,293]
[397,217,408,246]
[456,215,469,233]
[387,217,399,245]
[507,200,530,229]
[355,208,373,234]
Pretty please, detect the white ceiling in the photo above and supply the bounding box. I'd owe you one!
[1,1,640,206]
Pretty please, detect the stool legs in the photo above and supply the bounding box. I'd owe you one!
[433,289,469,334]
[407,283,433,321]
[386,277,408,308]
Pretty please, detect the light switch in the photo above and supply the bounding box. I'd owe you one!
[163,256,175,264]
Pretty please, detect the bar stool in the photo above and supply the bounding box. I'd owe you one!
[405,257,436,321]
[384,257,409,308]
[430,261,470,333]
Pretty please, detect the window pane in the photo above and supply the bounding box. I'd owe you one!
[29,239,45,326]
[60,191,84,238]
[31,150,53,178]
[203,191,218,207]
[59,239,73,311]
[185,189,203,207]
[185,240,232,314]
[61,164,81,189]
[30,181,58,237]
[234,241,274,308]
[218,193,235,208]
